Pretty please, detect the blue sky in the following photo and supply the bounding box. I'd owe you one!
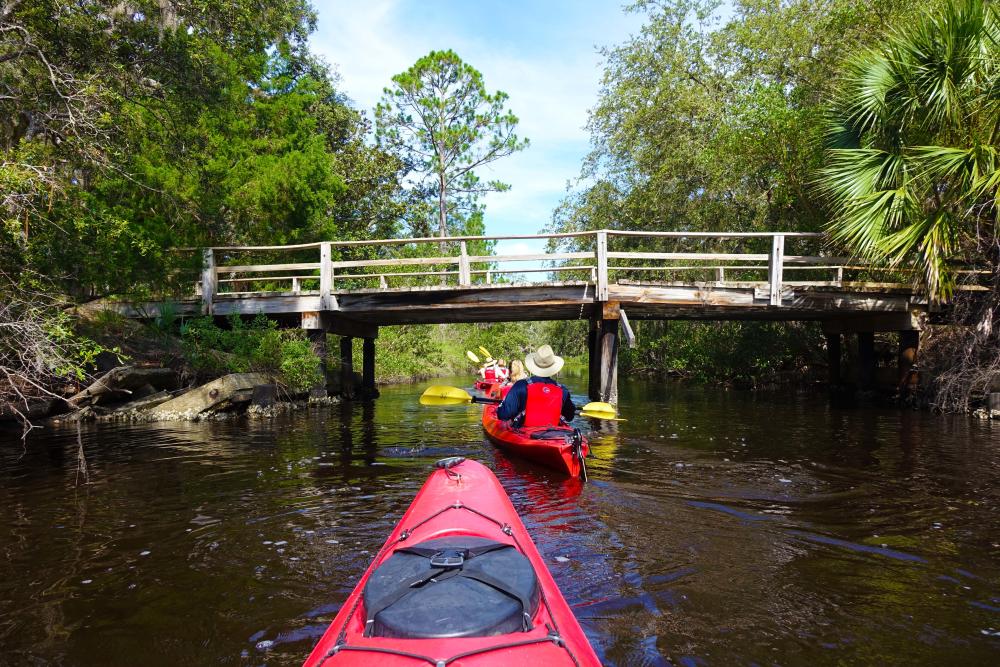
[310,0,645,259]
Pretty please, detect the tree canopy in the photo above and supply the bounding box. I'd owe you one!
[375,49,528,239]
[817,0,999,301]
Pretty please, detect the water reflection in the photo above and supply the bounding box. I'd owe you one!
[1,377,999,665]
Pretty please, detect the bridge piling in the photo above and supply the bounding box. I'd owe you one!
[588,318,619,405]
[898,330,919,395]
[339,336,355,400]
[588,319,600,400]
[857,332,876,392]
[826,333,842,386]
[361,337,378,399]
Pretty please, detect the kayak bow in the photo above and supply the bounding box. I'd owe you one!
[303,457,600,666]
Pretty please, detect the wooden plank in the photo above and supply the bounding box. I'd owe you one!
[602,301,621,320]
[596,231,609,301]
[320,242,336,310]
[471,265,596,274]
[608,251,769,261]
[607,230,822,238]
[301,311,323,330]
[467,252,592,263]
[201,249,216,315]
[599,319,619,404]
[217,262,320,273]
[331,256,460,269]
[459,241,471,286]
[620,309,636,349]
[768,234,784,306]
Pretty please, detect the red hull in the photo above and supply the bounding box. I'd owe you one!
[473,380,501,395]
[303,459,599,666]
[481,404,590,478]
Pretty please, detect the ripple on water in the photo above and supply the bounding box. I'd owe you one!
[2,378,1000,665]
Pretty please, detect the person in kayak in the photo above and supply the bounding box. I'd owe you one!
[509,359,528,382]
[496,345,574,427]
[479,358,499,382]
[496,359,510,383]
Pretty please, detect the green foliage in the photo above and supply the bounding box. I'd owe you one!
[1,3,407,298]
[180,315,319,392]
[545,0,923,380]
[277,339,323,395]
[375,49,528,238]
[620,320,824,385]
[817,0,999,301]
[369,325,448,383]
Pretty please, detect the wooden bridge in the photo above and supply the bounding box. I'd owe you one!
[127,230,981,403]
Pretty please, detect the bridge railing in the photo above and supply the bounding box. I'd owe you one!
[193,229,985,310]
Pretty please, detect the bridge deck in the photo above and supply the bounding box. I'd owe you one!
[125,229,987,336]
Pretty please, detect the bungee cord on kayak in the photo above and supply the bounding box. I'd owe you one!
[304,458,597,666]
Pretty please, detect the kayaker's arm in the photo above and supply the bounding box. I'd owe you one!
[560,385,575,422]
[496,379,527,421]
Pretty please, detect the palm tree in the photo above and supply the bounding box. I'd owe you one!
[817,0,999,302]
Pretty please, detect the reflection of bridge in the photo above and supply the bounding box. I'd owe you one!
[126,230,984,403]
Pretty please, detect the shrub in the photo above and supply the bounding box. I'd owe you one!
[180,315,320,392]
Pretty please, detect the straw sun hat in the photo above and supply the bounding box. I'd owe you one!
[524,345,564,377]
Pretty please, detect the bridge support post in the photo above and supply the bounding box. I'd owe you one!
[201,248,216,315]
[898,330,919,396]
[588,319,600,400]
[361,336,379,399]
[598,319,619,405]
[857,331,875,392]
[825,332,842,386]
[340,336,355,400]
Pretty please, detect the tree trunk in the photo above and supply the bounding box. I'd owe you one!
[437,139,448,285]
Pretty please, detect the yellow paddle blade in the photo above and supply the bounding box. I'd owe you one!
[466,350,480,364]
[579,401,626,421]
[478,346,493,360]
[420,385,475,406]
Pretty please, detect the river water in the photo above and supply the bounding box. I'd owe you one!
[2,375,999,666]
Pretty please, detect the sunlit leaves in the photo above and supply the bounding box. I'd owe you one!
[818,0,1000,302]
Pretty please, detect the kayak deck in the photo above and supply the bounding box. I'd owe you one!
[303,459,599,666]
[481,404,590,478]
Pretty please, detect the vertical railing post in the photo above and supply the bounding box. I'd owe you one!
[836,266,844,285]
[459,241,471,287]
[201,248,215,315]
[768,234,784,306]
[486,270,492,285]
[715,267,725,283]
[319,242,332,309]
[291,277,300,294]
[596,230,609,301]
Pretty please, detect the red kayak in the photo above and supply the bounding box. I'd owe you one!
[473,380,500,395]
[481,404,590,479]
[303,457,600,666]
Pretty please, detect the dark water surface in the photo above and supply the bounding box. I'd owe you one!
[2,376,1000,666]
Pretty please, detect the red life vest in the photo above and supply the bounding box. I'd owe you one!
[522,380,564,427]
[483,365,497,381]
